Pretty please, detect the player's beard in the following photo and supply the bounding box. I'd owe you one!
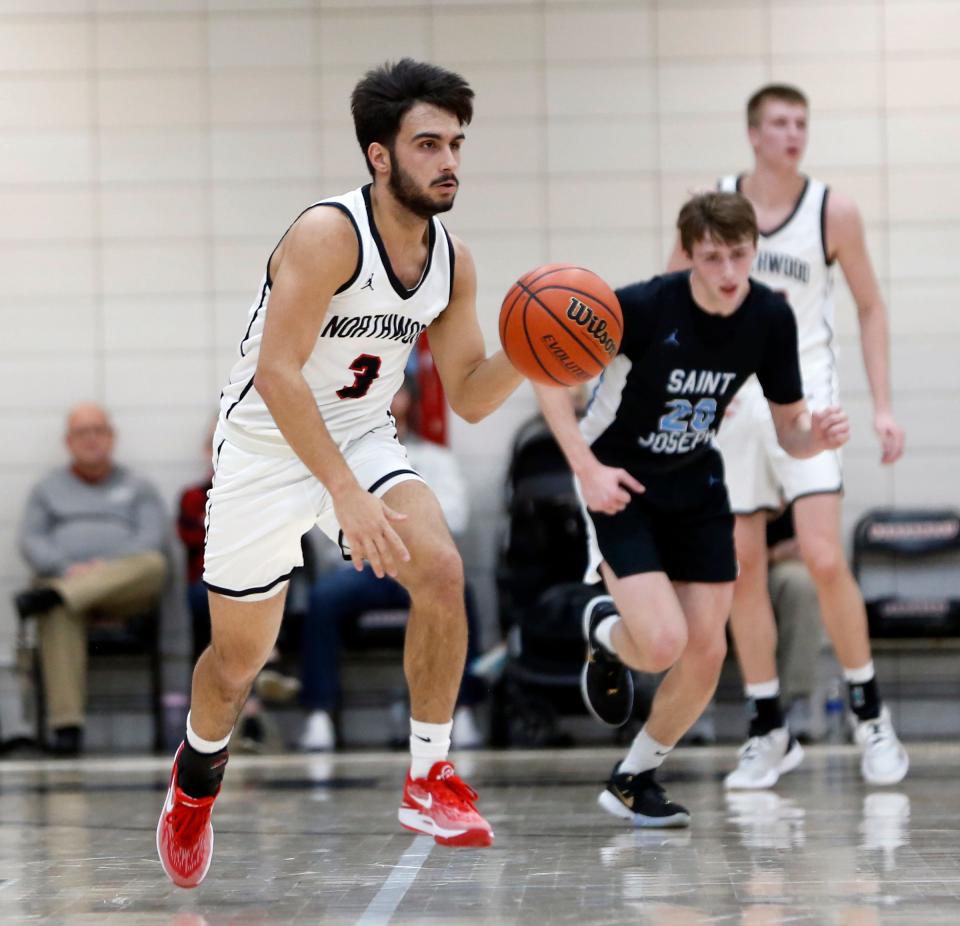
[388,157,456,219]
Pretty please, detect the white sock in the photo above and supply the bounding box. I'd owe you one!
[620,726,673,774]
[843,661,875,684]
[185,711,231,753]
[409,718,452,779]
[594,615,621,657]
[745,679,780,700]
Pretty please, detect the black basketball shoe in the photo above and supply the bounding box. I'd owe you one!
[580,595,634,727]
[598,764,691,828]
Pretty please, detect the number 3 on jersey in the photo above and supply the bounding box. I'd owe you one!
[337,354,382,400]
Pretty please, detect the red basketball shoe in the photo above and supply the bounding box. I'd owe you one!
[156,743,220,888]
[399,760,494,847]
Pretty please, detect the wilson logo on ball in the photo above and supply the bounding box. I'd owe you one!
[499,263,623,387]
[565,298,618,357]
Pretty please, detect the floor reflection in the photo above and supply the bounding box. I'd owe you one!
[725,790,806,849]
[0,746,954,925]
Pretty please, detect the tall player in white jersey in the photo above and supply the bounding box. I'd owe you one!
[668,84,908,789]
[157,60,523,888]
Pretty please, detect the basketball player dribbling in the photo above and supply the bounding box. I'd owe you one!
[536,192,849,827]
[157,59,523,887]
[668,85,909,789]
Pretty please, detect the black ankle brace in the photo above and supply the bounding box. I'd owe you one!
[848,676,880,721]
[748,695,784,737]
[176,741,229,798]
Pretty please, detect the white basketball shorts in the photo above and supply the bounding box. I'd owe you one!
[716,360,842,515]
[203,421,423,601]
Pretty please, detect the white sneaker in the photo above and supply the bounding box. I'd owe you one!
[724,727,805,790]
[452,706,483,749]
[853,705,909,785]
[299,710,335,752]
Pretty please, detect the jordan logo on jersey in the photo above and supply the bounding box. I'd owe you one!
[663,329,680,347]
[361,273,374,291]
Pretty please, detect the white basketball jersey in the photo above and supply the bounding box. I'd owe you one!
[719,174,836,363]
[219,185,454,448]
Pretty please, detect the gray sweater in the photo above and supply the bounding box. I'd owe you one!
[19,465,167,577]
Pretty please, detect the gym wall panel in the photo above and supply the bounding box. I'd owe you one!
[1,0,958,664]
[96,17,206,71]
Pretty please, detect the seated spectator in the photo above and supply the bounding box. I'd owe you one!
[177,423,300,753]
[767,505,823,742]
[14,403,167,756]
[299,376,485,751]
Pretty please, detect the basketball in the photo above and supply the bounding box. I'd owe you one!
[499,263,623,386]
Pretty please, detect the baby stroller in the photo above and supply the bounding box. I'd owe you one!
[489,415,599,747]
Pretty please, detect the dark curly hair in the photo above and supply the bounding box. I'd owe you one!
[351,58,474,176]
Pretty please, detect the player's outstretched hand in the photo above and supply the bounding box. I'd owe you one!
[333,486,410,579]
[811,406,850,451]
[580,460,645,515]
[874,409,905,465]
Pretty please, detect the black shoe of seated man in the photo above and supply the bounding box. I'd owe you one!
[598,764,691,828]
[0,735,42,758]
[235,714,266,754]
[48,725,83,757]
[580,595,635,727]
[14,587,63,620]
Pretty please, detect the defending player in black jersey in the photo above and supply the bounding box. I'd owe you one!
[535,191,849,827]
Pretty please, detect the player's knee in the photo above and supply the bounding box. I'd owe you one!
[802,542,845,585]
[688,630,727,675]
[439,542,464,581]
[643,624,688,672]
[208,641,264,691]
[410,542,463,599]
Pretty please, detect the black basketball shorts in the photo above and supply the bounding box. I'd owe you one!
[579,450,737,584]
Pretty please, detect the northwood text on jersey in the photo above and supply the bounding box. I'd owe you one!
[754,250,810,284]
[320,313,426,344]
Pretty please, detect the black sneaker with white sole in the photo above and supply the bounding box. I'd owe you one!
[598,764,691,828]
[581,595,634,727]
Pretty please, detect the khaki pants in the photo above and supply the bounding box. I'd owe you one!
[36,551,167,731]
[769,559,823,704]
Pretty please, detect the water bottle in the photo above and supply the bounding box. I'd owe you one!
[824,678,846,743]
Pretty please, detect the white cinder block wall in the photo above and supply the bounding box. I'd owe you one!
[1,0,959,662]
